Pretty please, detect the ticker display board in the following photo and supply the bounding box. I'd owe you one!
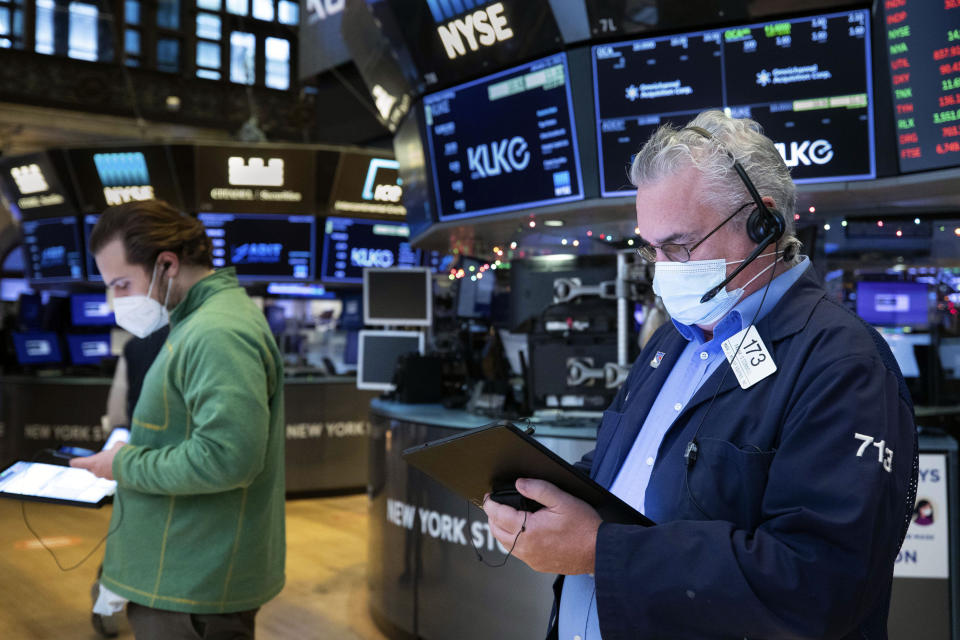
[593,9,876,196]
[883,0,960,173]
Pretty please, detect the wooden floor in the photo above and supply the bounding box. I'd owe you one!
[0,494,389,640]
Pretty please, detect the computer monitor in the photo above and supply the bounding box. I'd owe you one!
[198,213,316,281]
[70,293,114,327]
[877,328,931,379]
[357,330,424,391]
[66,333,111,366]
[83,214,102,282]
[363,267,432,327]
[856,281,932,328]
[21,216,84,283]
[12,331,62,365]
[455,258,495,319]
[320,217,420,284]
[17,293,42,330]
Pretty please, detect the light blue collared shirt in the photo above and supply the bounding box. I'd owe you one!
[558,256,811,640]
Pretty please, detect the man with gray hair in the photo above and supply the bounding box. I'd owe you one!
[484,110,917,639]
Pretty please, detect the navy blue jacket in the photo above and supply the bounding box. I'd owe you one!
[550,267,918,639]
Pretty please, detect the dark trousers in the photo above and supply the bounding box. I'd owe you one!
[127,601,258,640]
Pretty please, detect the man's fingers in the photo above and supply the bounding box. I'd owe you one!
[69,456,91,470]
[515,478,563,508]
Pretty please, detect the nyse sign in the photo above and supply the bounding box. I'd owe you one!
[305,0,343,23]
[436,2,514,60]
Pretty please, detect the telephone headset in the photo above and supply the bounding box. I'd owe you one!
[677,126,787,513]
[681,126,789,303]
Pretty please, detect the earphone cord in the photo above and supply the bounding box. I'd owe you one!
[21,449,124,572]
[683,247,782,519]
[467,500,527,568]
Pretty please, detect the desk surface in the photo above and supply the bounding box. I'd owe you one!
[370,398,600,439]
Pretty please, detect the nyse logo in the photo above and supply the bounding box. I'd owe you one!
[306,0,343,22]
[435,2,514,60]
[94,152,155,205]
[362,158,402,203]
[775,139,834,167]
[228,157,284,187]
[232,243,283,264]
[351,248,395,269]
[11,164,49,195]
[467,136,530,179]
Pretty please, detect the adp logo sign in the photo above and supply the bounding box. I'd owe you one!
[467,136,530,179]
[362,158,403,203]
[94,152,155,205]
[774,139,834,168]
[429,0,514,60]
[231,243,283,265]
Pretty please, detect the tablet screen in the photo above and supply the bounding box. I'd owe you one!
[0,461,116,508]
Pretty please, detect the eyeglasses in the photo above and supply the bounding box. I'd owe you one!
[636,202,753,263]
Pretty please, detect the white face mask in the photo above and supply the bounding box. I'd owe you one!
[113,263,172,338]
[653,252,779,327]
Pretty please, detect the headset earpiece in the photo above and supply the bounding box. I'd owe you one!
[746,206,785,246]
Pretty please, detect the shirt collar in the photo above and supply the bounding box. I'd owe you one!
[169,267,240,327]
[673,256,811,345]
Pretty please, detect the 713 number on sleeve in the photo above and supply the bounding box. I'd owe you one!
[854,433,893,473]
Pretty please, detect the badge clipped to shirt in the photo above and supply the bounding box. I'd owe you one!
[721,325,777,389]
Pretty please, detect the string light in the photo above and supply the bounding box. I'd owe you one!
[586,230,593,237]
[823,224,831,231]
[561,238,568,245]
[808,206,816,214]
[634,227,641,235]
[896,229,903,237]
[877,220,884,228]
[528,220,536,228]
[841,220,848,227]
[794,214,800,221]
[510,241,517,249]
[572,239,580,247]
[914,218,921,225]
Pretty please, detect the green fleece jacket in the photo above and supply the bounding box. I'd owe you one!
[101,267,286,614]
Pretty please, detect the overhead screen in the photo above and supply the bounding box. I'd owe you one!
[320,217,420,284]
[882,0,960,173]
[21,216,84,283]
[67,147,182,212]
[199,213,316,281]
[592,9,875,196]
[0,151,75,217]
[423,52,585,221]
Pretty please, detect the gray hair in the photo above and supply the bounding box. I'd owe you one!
[629,110,802,262]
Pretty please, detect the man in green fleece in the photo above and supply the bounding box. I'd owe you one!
[73,200,285,639]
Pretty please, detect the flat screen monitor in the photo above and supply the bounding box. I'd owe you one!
[881,2,960,173]
[363,267,432,327]
[198,213,316,281]
[357,330,424,391]
[83,214,102,282]
[877,328,931,379]
[17,293,42,330]
[455,258,496,319]
[66,333,111,366]
[21,216,84,283]
[12,331,62,365]
[856,281,932,328]
[423,52,585,221]
[320,217,420,284]
[71,293,114,326]
[509,254,617,331]
[592,8,875,196]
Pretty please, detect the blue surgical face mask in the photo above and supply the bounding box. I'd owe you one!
[652,252,779,326]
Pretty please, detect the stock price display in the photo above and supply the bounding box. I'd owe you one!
[883,0,960,173]
[320,217,420,284]
[199,213,315,281]
[22,216,84,282]
[593,9,875,196]
[423,52,584,220]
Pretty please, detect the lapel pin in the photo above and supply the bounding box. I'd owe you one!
[650,352,665,368]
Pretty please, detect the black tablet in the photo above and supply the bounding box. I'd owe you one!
[402,422,654,526]
[0,461,116,508]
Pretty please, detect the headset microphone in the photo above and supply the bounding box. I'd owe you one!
[699,230,778,303]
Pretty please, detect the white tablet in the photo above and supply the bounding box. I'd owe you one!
[0,461,116,508]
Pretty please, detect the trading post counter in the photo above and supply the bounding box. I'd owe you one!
[0,375,378,493]
[368,400,960,640]
[367,399,598,640]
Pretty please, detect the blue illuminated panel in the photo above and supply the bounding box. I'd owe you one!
[423,52,584,221]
